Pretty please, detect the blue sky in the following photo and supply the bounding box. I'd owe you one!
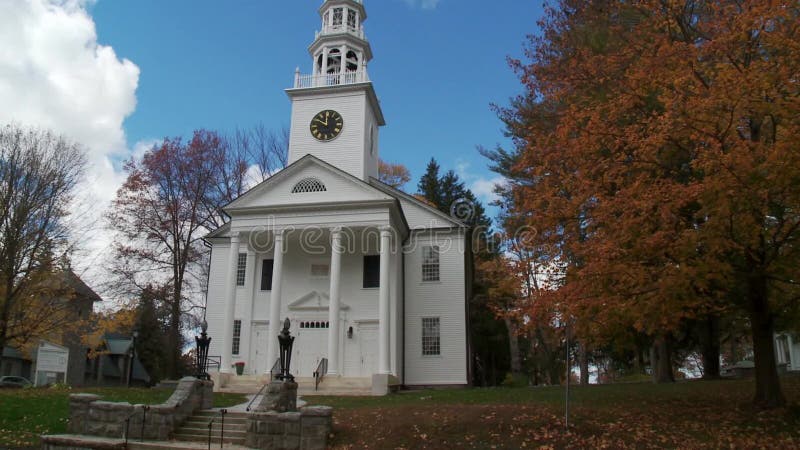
[87,0,544,214]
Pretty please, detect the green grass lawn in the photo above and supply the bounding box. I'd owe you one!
[0,386,246,448]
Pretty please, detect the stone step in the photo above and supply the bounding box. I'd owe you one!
[191,410,249,418]
[172,433,245,445]
[128,442,252,450]
[175,428,246,438]
[182,419,247,429]
[178,425,247,434]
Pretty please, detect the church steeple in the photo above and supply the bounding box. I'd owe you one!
[294,0,372,89]
[286,0,385,181]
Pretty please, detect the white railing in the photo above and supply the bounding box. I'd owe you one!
[294,69,370,89]
[315,25,366,40]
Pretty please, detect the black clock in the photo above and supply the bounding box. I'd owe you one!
[310,110,344,141]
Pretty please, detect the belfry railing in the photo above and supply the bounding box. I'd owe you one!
[294,70,369,89]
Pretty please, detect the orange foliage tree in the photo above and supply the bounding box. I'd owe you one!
[499,0,799,407]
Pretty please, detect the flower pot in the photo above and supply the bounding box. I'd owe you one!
[234,362,245,376]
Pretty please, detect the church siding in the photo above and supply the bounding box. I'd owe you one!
[289,90,368,177]
[404,232,468,385]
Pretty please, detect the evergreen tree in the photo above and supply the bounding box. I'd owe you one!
[134,284,170,383]
[417,158,443,208]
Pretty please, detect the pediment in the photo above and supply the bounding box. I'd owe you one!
[287,290,351,311]
[225,155,394,211]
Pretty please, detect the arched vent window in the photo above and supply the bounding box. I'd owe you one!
[292,178,327,194]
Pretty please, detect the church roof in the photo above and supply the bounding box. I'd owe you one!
[368,177,466,229]
[207,154,414,239]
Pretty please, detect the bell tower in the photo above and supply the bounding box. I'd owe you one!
[286,0,385,181]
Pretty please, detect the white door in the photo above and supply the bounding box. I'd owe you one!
[358,323,378,377]
[251,324,270,375]
[292,321,328,377]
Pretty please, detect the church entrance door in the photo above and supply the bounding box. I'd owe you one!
[294,320,328,377]
[357,322,378,377]
[251,323,270,375]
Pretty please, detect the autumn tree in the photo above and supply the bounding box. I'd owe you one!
[109,127,288,378]
[0,125,87,360]
[377,159,411,189]
[499,0,799,407]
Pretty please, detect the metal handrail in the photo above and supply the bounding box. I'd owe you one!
[246,383,268,412]
[207,355,221,371]
[206,418,214,450]
[219,409,228,449]
[139,405,150,442]
[269,358,281,382]
[313,358,328,391]
[122,409,139,446]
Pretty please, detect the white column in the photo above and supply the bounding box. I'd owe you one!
[378,227,392,374]
[340,45,347,76]
[220,232,240,374]
[266,230,285,372]
[327,228,343,375]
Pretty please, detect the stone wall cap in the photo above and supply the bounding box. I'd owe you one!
[41,434,126,450]
[250,410,280,418]
[92,401,133,410]
[277,412,302,422]
[70,393,101,402]
[300,406,333,417]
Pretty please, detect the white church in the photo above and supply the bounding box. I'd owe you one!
[205,0,470,395]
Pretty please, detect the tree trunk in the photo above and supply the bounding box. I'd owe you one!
[167,283,183,379]
[700,316,721,379]
[504,317,522,375]
[748,274,785,408]
[579,342,590,385]
[651,334,674,383]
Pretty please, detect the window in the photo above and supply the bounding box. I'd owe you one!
[311,264,330,278]
[363,255,380,288]
[347,9,357,30]
[422,317,440,356]
[261,259,274,291]
[332,8,343,28]
[291,178,327,194]
[236,253,247,286]
[300,321,330,329]
[422,246,440,282]
[232,320,242,355]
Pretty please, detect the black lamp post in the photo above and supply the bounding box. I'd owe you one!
[127,331,138,388]
[278,318,295,382]
[195,320,212,380]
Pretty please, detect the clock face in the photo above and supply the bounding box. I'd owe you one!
[310,110,344,141]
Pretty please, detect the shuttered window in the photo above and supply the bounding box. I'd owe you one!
[261,259,274,291]
[363,255,380,288]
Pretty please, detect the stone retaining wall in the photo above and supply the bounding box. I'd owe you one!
[245,406,332,450]
[67,377,213,441]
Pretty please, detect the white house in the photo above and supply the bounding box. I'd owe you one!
[204,0,470,394]
[774,333,800,372]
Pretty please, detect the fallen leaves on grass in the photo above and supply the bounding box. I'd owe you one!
[328,379,800,449]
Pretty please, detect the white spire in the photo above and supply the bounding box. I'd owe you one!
[293,0,373,89]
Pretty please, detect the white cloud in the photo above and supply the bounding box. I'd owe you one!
[0,0,140,285]
[402,0,440,10]
[471,176,506,205]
